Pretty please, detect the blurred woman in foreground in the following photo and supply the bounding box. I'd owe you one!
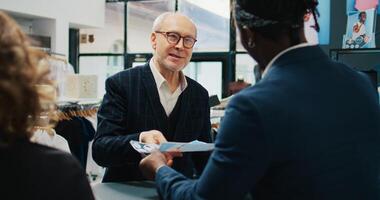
[0,11,94,200]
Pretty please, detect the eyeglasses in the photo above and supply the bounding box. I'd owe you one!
[155,31,197,49]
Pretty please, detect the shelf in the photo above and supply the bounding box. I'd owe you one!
[330,48,380,60]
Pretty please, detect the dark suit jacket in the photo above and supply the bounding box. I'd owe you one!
[155,46,380,200]
[0,139,94,200]
[93,62,211,182]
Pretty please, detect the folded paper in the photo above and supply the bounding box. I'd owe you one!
[130,140,214,154]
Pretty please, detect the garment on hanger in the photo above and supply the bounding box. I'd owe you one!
[45,55,99,169]
[54,101,99,168]
[31,129,70,153]
[47,57,75,98]
[56,102,100,121]
[55,117,95,168]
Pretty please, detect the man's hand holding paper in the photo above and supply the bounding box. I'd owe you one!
[130,140,214,154]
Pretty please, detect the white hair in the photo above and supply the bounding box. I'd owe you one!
[151,12,197,36]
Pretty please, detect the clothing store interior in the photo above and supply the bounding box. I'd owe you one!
[1,0,380,199]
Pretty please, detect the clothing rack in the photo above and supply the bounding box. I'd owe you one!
[56,101,101,121]
[49,54,68,64]
[32,46,66,57]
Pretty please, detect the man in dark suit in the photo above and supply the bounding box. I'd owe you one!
[139,0,380,199]
[92,12,211,182]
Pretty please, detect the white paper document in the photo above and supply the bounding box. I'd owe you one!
[130,140,214,154]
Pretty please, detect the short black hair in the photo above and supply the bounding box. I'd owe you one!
[358,11,366,20]
[234,0,319,44]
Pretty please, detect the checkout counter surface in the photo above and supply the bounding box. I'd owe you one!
[92,181,158,200]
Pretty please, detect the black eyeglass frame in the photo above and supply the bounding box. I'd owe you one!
[155,31,197,49]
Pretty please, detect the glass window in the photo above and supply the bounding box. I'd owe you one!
[127,0,175,53]
[79,56,124,98]
[132,62,146,68]
[235,54,257,85]
[183,61,222,99]
[236,30,246,52]
[80,2,125,53]
[179,0,230,52]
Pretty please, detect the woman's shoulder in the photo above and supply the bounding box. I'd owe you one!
[0,140,94,200]
[29,142,80,168]
[1,140,82,171]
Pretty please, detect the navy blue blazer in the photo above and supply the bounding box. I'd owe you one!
[155,46,380,200]
[92,62,211,182]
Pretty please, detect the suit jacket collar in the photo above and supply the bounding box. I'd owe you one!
[264,45,329,79]
[262,43,314,78]
[141,62,167,130]
[173,78,192,141]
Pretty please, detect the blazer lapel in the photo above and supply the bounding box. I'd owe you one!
[141,63,168,130]
[173,77,192,142]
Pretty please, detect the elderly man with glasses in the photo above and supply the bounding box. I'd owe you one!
[92,12,211,182]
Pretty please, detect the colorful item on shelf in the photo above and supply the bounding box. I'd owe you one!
[343,8,377,48]
[355,0,378,11]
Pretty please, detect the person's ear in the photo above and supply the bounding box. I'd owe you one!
[240,25,256,49]
[151,32,157,50]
